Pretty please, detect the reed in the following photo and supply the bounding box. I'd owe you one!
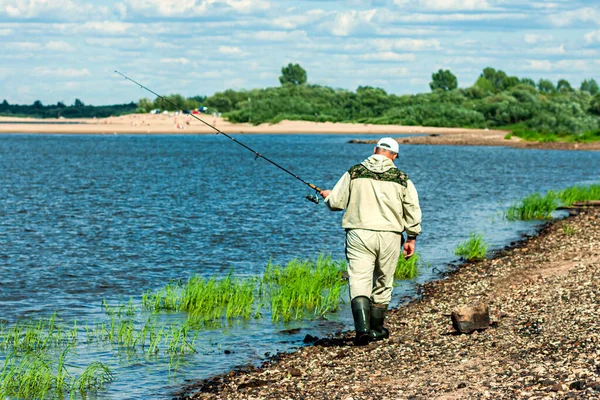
[506,192,558,220]
[507,183,600,221]
[263,255,347,322]
[395,253,420,279]
[455,233,488,261]
[556,183,600,205]
[0,348,113,399]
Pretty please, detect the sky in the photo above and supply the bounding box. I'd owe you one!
[1,0,600,105]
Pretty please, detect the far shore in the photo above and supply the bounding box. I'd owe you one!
[2,114,599,150]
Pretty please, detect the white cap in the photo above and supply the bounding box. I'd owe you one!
[376,137,399,154]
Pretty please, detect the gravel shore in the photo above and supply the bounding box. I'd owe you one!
[177,208,600,400]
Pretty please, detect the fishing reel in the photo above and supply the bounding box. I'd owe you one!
[306,192,320,204]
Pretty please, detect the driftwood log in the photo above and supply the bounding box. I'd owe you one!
[557,201,600,210]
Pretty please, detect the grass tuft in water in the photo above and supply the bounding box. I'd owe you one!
[455,233,488,261]
[507,183,600,221]
[142,272,257,326]
[263,255,347,322]
[506,192,558,221]
[0,347,113,399]
[394,253,420,280]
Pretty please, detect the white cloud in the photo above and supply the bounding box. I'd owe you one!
[324,9,377,36]
[548,7,600,27]
[33,67,91,77]
[526,45,566,56]
[359,52,416,62]
[272,9,326,29]
[159,57,190,64]
[523,33,553,44]
[0,0,108,20]
[373,38,441,52]
[382,12,525,23]
[224,0,270,13]
[124,0,209,17]
[124,0,269,17]
[0,28,12,35]
[524,59,593,72]
[585,30,600,44]
[45,41,75,52]
[218,45,243,55]
[7,41,42,51]
[254,30,307,42]
[416,0,491,11]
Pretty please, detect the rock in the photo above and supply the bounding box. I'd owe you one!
[451,304,490,333]
[288,368,302,377]
[550,382,567,392]
[457,382,467,389]
[569,380,586,390]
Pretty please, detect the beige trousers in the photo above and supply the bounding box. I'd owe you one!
[345,229,402,304]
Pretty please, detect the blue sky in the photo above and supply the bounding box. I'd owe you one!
[1,0,600,105]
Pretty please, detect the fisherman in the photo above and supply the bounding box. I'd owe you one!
[319,137,422,345]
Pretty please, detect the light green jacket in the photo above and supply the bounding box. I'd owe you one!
[325,154,422,236]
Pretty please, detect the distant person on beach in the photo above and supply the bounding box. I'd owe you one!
[320,137,422,345]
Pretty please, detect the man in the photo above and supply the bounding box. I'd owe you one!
[320,137,422,345]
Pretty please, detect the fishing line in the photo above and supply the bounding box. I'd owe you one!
[116,71,322,204]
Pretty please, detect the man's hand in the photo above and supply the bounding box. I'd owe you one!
[319,190,331,199]
[403,239,416,259]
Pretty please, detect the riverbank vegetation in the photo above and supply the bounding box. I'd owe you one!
[454,233,488,261]
[507,183,600,220]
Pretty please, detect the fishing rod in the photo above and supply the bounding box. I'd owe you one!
[115,71,323,204]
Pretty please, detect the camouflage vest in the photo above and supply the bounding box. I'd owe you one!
[348,164,409,188]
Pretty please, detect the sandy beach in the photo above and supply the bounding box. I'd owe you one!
[0,114,506,136]
[177,206,600,399]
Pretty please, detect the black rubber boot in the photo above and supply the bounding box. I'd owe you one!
[370,303,389,341]
[351,296,371,346]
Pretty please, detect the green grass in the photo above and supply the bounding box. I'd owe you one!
[454,233,488,261]
[394,253,420,279]
[0,348,113,399]
[262,255,347,322]
[507,183,600,221]
[142,272,258,326]
[142,255,348,324]
[506,192,559,220]
[500,124,600,143]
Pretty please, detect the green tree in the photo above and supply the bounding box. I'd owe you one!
[429,69,458,91]
[590,94,600,116]
[74,98,85,107]
[520,78,536,87]
[279,63,307,86]
[33,100,43,108]
[581,78,599,95]
[137,98,154,113]
[474,76,495,93]
[538,79,556,94]
[557,79,573,93]
[56,101,66,108]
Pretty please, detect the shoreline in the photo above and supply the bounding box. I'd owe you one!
[177,207,600,399]
[0,114,507,136]
[2,115,599,151]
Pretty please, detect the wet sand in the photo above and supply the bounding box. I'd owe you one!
[177,206,600,399]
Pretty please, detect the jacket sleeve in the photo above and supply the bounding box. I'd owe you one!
[324,172,351,211]
[402,179,422,237]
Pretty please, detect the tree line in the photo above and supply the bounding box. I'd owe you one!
[3,63,600,138]
[0,99,137,119]
[194,64,600,137]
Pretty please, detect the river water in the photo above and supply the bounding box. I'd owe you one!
[0,134,598,398]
